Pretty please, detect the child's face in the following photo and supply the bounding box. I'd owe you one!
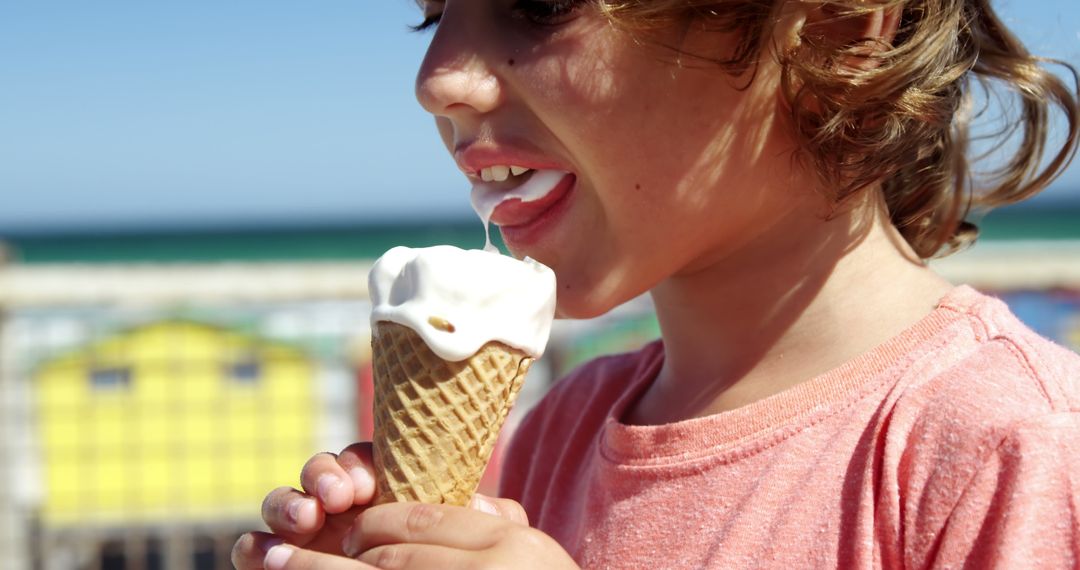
[416,1,814,318]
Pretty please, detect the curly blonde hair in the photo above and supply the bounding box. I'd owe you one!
[597,0,1079,258]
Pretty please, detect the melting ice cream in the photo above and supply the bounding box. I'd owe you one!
[368,245,557,361]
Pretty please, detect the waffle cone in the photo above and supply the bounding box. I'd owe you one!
[370,321,532,506]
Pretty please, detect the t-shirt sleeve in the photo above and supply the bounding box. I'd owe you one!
[928,412,1080,568]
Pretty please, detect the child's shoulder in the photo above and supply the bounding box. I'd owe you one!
[878,286,1080,566]
[886,285,1080,479]
[905,285,1080,419]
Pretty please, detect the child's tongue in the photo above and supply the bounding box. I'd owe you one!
[470,169,570,252]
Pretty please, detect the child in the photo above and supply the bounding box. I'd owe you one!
[233,0,1080,568]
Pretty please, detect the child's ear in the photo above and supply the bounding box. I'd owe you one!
[772,1,811,55]
[775,1,903,68]
[822,2,901,44]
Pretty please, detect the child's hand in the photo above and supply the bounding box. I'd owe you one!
[253,501,579,570]
[231,442,537,569]
[231,442,377,568]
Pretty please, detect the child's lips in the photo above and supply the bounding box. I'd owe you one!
[489,174,575,228]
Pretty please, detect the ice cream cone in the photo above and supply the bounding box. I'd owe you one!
[370,321,532,506]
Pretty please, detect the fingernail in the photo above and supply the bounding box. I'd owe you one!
[287,498,316,527]
[317,474,343,504]
[264,544,294,570]
[471,494,499,516]
[349,467,375,499]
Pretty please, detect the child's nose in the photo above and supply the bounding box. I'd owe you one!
[414,18,503,119]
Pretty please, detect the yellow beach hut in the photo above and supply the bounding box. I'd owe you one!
[34,320,316,527]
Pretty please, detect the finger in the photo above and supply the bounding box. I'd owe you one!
[334,442,377,506]
[469,494,529,526]
[300,452,354,514]
[358,543,474,570]
[231,532,284,570]
[262,486,324,541]
[294,506,366,555]
[262,544,378,570]
[345,502,517,556]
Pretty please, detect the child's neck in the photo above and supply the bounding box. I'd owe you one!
[625,198,954,426]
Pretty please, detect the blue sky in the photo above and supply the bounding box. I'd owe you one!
[1,0,1078,233]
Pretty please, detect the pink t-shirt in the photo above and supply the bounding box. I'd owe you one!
[500,286,1080,569]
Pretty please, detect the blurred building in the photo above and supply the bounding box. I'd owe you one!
[36,320,317,526]
[0,211,1078,569]
[0,265,370,570]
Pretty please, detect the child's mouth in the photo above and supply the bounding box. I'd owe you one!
[470,168,573,250]
[471,169,571,223]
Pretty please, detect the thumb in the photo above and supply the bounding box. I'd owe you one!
[263,544,375,570]
[469,493,530,526]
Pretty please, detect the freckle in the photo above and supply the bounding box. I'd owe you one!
[508,58,515,66]
[635,184,641,190]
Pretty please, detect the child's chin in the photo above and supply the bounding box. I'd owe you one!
[555,295,622,321]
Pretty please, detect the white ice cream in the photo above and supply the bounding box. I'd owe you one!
[369,245,557,361]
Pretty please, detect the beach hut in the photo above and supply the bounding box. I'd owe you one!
[34,320,316,526]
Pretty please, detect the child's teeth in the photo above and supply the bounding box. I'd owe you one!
[480,165,533,182]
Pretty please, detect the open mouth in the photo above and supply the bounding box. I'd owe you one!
[471,168,572,226]
[469,168,574,251]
